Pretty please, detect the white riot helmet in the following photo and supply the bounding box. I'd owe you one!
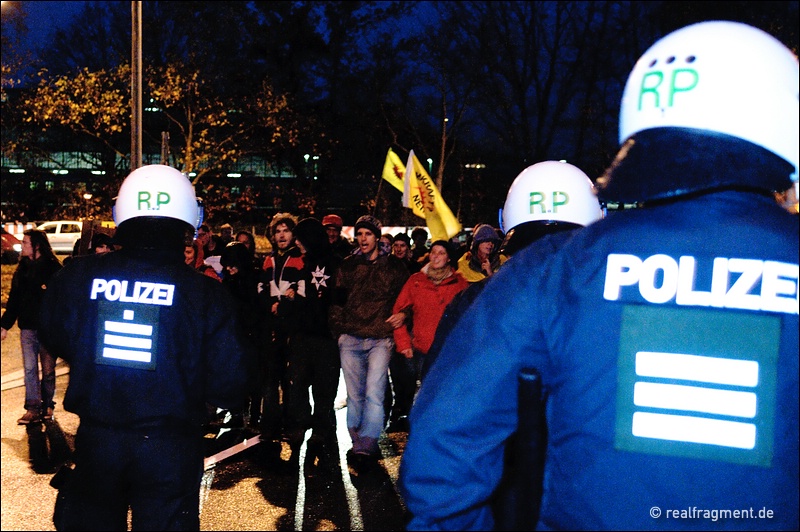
[113,165,203,229]
[599,21,798,203]
[499,161,603,256]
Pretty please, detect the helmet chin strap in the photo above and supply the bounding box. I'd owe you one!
[194,197,205,230]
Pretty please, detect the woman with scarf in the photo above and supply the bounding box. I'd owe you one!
[389,240,469,431]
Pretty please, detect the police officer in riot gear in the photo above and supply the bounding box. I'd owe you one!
[400,21,798,530]
[423,160,604,379]
[40,165,253,531]
[498,160,604,257]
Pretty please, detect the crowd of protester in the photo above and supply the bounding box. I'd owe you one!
[177,215,486,474]
[171,214,500,460]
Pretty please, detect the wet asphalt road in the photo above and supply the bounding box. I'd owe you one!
[1,326,410,531]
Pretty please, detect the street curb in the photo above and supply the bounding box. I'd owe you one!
[1,361,70,391]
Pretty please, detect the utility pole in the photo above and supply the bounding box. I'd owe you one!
[160,132,170,165]
[131,1,142,170]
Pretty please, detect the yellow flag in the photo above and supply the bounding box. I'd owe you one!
[404,150,462,241]
[382,148,405,192]
[383,149,425,218]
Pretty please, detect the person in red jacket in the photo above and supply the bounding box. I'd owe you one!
[184,240,221,282]
[388,240,468,432]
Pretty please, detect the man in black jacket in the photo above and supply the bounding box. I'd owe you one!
[284,217,343,472]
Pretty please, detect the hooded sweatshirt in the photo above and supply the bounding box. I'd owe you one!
[292,218,342,337]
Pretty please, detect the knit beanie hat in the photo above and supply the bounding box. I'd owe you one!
[354,215,382,237]
[322,214,344,228]
[393,233,411,246]
[473,224,501,245]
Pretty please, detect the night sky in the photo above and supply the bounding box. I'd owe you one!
[6,1,87,60]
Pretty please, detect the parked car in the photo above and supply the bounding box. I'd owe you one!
[1,227,22,264]
[36,220,83,254]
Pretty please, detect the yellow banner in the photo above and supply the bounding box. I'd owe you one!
[382,148,405,192]
[404,150,462,241]
[383,149,425,218]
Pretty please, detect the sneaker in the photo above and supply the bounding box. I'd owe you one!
[220,411,244,429]
[18,410,42,425]
[386,416,409,433]
[353,452,379,475]
[304,440,329,475]
[258,440,284,471]
[287,447,302,469]
[43,407,55,420]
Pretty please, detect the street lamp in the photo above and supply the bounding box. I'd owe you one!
[83,193,93,219]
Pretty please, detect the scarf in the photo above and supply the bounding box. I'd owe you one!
[425,263,453,285]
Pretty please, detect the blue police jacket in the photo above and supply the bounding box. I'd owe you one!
[39,247,253,430]
[400,190,799,530]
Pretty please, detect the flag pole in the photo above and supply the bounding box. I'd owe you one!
[372,175,384,217]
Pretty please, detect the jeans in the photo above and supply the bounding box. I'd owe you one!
[21,329,56,412]
[338,334,394,455]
